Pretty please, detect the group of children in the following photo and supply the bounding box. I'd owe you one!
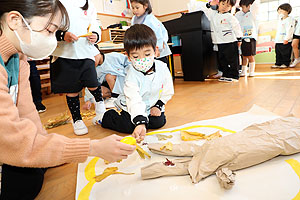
[51,0,174,138]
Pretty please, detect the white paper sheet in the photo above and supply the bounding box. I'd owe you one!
[76,105,300,200]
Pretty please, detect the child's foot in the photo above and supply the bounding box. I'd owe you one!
[223,78,239,83]
[209,71,223,79]
[218,77,226,82]
[271,65,280,69]
[95,101,106,115]
[104,97,117,108]
[92,113,105,125]
[290,58,300,68]
[72,120,88,135]
[279,64,288,69]
[249,72,255,77]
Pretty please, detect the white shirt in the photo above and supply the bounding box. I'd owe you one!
[201,5,243,44]
[275,16,295,43]
[235,11,258,40]
[294,17,300,36]
[115,60,174,123]
[52,0,101,60]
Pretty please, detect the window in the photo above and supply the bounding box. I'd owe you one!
[258,0,300,22]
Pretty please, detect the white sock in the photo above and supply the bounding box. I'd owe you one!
[249,62,256,76]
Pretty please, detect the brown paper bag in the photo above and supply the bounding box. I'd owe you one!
[141,158,192,180]
[148,143,201,157]
[188,117,300,183]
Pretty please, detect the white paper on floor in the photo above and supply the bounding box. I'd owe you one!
[75,105,300,200]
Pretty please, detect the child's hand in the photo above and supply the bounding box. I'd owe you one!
[150,107,161,117]
[89,135,136,162]
[283,40,289,45]
[238,41,242,47]
[83,101,92,110]
[64,32,78,43]
[132,124,146,143]
[87,33,98,44]
[210,0,219,6]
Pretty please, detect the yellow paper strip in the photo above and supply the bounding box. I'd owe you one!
[286,159,300,200]
[146,125,236,136]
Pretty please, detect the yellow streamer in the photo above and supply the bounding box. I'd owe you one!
[78,157,100,200]
[146,125,236,136]
[286,159,300,200]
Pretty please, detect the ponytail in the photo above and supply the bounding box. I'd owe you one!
[81,0,89,10]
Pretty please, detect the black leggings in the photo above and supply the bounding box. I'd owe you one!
[101,109,166,133]
[0,165,46,200]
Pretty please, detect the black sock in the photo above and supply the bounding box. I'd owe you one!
[66,95,82,123]
[89,87,103,102]
[111,93,119,98]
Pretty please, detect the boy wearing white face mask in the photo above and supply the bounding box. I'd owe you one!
[272,3,295,69]
[95,24,174,143]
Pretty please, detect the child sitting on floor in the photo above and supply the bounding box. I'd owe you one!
[93,24,174,142]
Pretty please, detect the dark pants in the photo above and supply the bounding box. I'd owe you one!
[218,42,240,79]
[101,110,166,133]
[29,61,42,104]
[275,43,292,66]
[0,165,46,200]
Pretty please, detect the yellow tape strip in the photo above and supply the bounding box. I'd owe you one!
[78,157,100,200]
[146,125,236,136]
[286,159,300,200]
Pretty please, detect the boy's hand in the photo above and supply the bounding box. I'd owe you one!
[238,41,242,47]
[64,32,78,43]
[150,107,161,117]
[83,101,92,110]
[132,124,146,143]
[283,40,289,45]
[87,33,98,44]
[210,0,219,6]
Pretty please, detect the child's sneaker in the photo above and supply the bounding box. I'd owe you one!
[271,65,280,68]
[104,97,117,108]
[72,120,88,135]
[92,114,105,125]
[223,78,239,82]
[290,58,300,68]
[218,77,226,82]
[249,72,255,77]
[279,64,288,69]
[95,101,106,115]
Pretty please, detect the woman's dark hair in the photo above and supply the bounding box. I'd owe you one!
[130,0,152,14]
[219,0,236,7]
[0,0,70,35]
[278,3,292,14]
[81,0,89,11]
[124,24,157,55]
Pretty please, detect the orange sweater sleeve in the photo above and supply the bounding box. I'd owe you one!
[0,56,90,168]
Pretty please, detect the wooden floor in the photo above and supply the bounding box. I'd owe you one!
[35,64,300,200]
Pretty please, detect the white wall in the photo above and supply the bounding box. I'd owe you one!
[152,0,189,15]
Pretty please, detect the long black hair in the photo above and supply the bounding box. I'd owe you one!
[130,0,152,14]
[0,0,70,35]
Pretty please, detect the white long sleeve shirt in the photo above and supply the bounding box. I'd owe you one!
[275,16,296,43]
[235,11,258,40]
[201,5,243,44]
[114,60,174,124]
[52,0,101,60]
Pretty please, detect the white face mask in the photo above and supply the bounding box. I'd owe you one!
[131,55,155,73]
[278,13,285,19]
[14,16,57,60]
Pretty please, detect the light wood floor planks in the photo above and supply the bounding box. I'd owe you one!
[35,64,300,200]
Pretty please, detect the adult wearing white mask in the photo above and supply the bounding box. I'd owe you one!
[0,0,135,199]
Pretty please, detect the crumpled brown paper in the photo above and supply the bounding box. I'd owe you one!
[188,117,300,183]
[148,143,201,157]
[215,168,236,189]
[141,158,192,180]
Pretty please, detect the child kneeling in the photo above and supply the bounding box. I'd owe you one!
[93,24,174,142]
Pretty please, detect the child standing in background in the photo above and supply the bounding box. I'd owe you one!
[202,0,243,82]
[130,0,172,66]
[84,52,131,110]
[235,0,258,77]
[51,0,106,135]
[95,24,174,142]
[290,17,300,68]
[272,3,295,69]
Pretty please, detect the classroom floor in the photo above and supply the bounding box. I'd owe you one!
[36,64,300,199]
